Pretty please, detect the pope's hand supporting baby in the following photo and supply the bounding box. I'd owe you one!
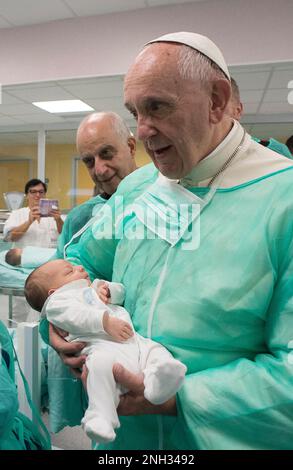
[103,312,134,341]
[49,323,87,378]
[113,364,177,416]
[80,363,177,416]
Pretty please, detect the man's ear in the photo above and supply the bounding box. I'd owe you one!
[210,79,231,124]
[127,136,136,157]
[48,288,56,296]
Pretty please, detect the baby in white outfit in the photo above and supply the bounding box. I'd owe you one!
[24,259,187,444]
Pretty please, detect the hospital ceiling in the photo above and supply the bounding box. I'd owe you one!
[0,0,207,28]
[0,0,292,143]
[0,60,292,144]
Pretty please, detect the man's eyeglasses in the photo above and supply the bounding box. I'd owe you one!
[28,189,46,195]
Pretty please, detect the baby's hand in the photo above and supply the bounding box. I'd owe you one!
[97,281,111,304]
[103,313,134,342]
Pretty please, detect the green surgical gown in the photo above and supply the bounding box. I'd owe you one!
[68,161,293,450]
[0,321,51,450]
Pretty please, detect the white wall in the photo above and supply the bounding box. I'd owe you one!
[0,0,292,85]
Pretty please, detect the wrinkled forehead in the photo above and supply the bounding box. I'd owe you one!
[124,43,181,100]
[126,43,179,80]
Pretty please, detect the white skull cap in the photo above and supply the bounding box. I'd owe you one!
[145,31,230,80]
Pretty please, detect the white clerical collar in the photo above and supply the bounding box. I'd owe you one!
[180,120,244,188]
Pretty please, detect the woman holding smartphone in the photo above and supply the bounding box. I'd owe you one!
[3,178,64,248]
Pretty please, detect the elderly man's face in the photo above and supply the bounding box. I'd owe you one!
[124,43,212,179]
[77,116,136,195]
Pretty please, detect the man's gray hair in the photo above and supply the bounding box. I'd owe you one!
[177,44,227,87]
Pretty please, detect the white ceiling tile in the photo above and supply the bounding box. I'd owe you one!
[1,92,25,105]
[111,109,135,123]
[263,88,290,103]
[0,0,213,29]
[242,103,259,114]
[65,0,146,16]
[9,86,76,102]
[58,114,90,123]
[258,102,293,114]
[0,115,25,125]
[0,104,54,116]
[231,71,271,91]
[62,81,124,99]
[116,106,133,116]
[18,113,66,124]
[87,102,134,121]
[7,82,57,91]
[0,15,13,28]
[240,90,263,103]
[0,0,74,26]
[85,97,124,111]
[57,79,93,87]
[273,62,293,71]
[229,64,273,74]
[250,123,293,140]
[248,124,271,136]
[57,77,119,87]
[268,69,293,89]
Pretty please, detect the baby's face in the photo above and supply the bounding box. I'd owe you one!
[14,248,22,258]
[42,259,90,290]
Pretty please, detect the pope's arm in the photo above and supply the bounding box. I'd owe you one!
[173,221,293,450]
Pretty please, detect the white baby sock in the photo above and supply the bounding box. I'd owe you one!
[143,360,187,405]
[81,416,116,444]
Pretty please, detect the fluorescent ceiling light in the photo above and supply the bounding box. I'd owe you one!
[32,100,94,113]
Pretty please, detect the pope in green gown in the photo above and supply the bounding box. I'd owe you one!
[67,125,293,449]
[46,32,293,449]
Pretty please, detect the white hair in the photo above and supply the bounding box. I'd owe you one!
[177,44,227,88]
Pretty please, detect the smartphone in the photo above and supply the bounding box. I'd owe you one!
[39,199,59,217]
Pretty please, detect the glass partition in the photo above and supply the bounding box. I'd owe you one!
[0,131,38,249]
[0,131,38,209]
[45,129,94,212]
